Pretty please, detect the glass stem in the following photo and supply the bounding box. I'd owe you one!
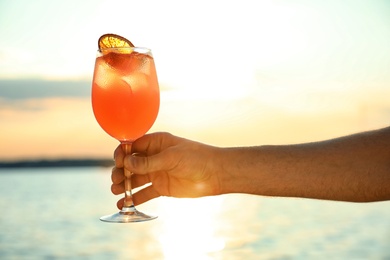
[121,142,135,210]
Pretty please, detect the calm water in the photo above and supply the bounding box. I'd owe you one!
[0,167,389,260]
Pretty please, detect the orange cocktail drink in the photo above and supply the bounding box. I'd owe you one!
[92,49,159,142]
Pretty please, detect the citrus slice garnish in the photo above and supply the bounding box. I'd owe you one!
[98,34,134,54]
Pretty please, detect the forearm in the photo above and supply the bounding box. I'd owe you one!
[218,127,390,202]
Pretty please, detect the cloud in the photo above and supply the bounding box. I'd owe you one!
[0,78,91,99]
[0,78,171,101]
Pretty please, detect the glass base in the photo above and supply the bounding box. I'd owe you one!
[100,206,157,223]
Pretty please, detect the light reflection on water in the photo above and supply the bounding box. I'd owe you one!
[0,167,390,259]
[157,197,226,259]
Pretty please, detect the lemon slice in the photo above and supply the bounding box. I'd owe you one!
[98,34,134,54]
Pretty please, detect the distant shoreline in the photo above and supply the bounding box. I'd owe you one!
[0,159,114,168]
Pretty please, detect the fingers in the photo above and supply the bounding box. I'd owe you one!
[111,183,124,195]
[114,132,177,168]
[124,152,173,175]
[111,176,152,195]
[111,167,124,184]
[133,185,161,205]
[111,167,152,195]
[116,185,161,209]
[117,198,124,209]
[132,132,180,155]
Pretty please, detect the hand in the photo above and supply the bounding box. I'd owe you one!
[111,132,223,209]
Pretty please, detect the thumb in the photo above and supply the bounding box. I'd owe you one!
[124,153,167,174]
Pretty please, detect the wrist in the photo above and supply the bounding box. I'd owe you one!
[216,147,256,195]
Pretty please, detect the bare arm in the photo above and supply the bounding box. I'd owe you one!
[219,126,390,202]
[112,127,390,207]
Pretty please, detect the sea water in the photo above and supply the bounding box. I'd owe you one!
[0,167,389,259]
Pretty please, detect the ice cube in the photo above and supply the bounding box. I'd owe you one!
[132,52,152,75]
[93,58,121,89]
[122,72,148,93]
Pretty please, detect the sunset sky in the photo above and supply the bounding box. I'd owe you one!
[0,0,389,160]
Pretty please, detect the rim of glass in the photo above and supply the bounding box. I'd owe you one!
[97,47,151,53]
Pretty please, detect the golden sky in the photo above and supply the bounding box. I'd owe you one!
[0,0,389,159]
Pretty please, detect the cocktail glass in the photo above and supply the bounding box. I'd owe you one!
[92,47,159,222]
